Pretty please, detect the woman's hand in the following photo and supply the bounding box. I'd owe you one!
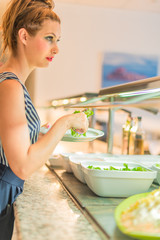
[67,112,89,134]
[38,122,51,139]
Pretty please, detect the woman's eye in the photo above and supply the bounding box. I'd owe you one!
[45,36,54,42]
[45,36,60,44]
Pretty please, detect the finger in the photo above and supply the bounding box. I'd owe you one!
[72,128,84,134]
[41,122,51,128]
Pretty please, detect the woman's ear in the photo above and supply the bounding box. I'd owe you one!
[18,28,28,46]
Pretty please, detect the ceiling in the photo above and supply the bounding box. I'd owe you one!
[55,0,160,13]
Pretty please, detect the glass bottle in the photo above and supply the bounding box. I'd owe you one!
[122,114,131,155]
[129,117,138,155]
[134,116,145,155]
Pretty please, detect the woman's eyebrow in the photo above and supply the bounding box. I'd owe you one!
[46,32,61,40]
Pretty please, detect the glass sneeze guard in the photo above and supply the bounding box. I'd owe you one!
[70,76,160,153]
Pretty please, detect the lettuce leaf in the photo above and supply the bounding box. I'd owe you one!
[87,163,148,171]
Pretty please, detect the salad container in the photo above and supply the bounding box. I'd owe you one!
[81,161,157,197]
[60,152,111,173]
[48,154,63,167]
[59,152,74,173]
[151,163,160,185]
[69,156,105,184]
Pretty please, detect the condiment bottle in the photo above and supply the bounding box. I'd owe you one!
[129,117,137,155]
[122,114,131,154]
[134,116,145,155]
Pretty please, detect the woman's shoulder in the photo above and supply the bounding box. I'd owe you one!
[0,78,25,121]
[0,71,19,81]
[0,69,23,89]
[0,73,24,101]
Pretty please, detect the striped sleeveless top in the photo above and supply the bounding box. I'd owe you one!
[0,72,41,166]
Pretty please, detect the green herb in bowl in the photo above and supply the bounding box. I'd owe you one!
[87,163,148,171]
[88,165,101,170]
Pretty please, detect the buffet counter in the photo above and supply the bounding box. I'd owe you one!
[14,164,130,240]
[13,149,159,240]
[14,165,103,240]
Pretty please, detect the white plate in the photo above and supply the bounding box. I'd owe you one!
[61,128,104,142]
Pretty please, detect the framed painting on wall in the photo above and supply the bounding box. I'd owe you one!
[101,52,158,88]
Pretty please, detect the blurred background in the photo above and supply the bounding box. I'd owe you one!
[1,0,160,154]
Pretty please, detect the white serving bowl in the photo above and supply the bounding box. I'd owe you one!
[69,156,105,184]
[59,152,74,173]
[48,154,63,167]
[60,152,109,173]
[151,163,160,185]
[81,161,157,197]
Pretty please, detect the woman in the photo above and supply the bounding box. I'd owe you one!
[0,0,88,239]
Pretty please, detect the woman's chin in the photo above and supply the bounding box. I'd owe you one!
[37,62,50,68]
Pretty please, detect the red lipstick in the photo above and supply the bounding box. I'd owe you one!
[46,57,53,62]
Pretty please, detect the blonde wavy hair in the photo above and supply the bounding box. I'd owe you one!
[1,0,61,55]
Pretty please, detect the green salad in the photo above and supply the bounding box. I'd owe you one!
[71,109,94,137]
[155,163,160,168]
[87,163,148,171]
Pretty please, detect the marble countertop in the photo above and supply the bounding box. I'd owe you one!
[14,153,160,240]
[14,165,103,240]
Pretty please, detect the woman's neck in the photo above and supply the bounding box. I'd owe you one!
[0,54,34,84]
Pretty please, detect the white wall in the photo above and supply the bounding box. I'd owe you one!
[34,2,160,106]
[0,0,9,24]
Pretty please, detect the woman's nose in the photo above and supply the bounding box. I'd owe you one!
[51,45,59,55]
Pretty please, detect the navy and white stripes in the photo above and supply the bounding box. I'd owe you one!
[0,72,41,166]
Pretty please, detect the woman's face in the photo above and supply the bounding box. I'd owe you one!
[25,19,61,68]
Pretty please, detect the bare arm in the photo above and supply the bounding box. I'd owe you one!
[0,80,88,179]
